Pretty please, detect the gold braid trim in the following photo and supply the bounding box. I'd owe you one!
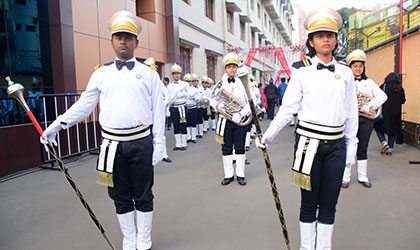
[97,171,114,187]
[291,170,311,191]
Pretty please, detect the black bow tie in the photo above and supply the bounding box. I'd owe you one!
[317,63,335,73]
[227,78,235,83]
[355,78,362,82]
[174,81,178,84]
[115,60,135,71]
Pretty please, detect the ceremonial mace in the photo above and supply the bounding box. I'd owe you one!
[6,77,116,250]
[236,69,291,250]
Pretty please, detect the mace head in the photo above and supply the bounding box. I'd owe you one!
[6,76,25,100]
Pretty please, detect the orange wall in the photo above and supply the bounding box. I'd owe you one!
[366,32,420,124]
[71,0,167,92]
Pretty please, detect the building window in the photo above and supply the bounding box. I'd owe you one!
[258,37,262,47]
[205,0,214,20]
[240,21,245,41]
[257,3,261,19]
[250,0,254,11]
[269,20,272,31]
[206,55,216,81]
[227,10,233,34]
[251,32,255,48]
[264,13,267,27]
[180,47,191,75]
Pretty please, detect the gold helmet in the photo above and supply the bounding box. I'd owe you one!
[201,76,210,83]
[107,10,142,36]
[144,57,157,71]
[223,53,240,67]
[171,64,182,74]
[304,7,342,34]
[191,73,200,81]
[183,73,193,82]
[346,49,366,65]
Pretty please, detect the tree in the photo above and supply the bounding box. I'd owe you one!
[336,7,357,58]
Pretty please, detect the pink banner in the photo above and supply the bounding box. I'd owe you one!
[274,48,292,78]
[245,48,257,67]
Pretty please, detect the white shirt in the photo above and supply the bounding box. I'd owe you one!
[265,56,359,165]
[167,80,190,105]
[210,73,251,117]
[355,78,387,109]
[56,57,166,144]
[186,85,198,106]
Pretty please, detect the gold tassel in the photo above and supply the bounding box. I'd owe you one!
[216,134,224,144]
[291,171,311,191]
[180,117,187,123]
[97,171,114,187]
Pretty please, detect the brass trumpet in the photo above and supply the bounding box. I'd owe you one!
[357,91,382,119]
[211,81,252,126]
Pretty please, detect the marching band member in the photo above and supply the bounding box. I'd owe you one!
[145,57,172,163]
[209,78,217,130]
[168,64,189,150]
[185,73,199,143]
[211,53,251,186]
[40,10,164,250]
[342,49,387,188]
[194,74,205,138]
[201,76,212,133]
[256,8,358,250]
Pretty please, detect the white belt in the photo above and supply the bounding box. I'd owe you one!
[101,125,150,142]
[296,121,344,141]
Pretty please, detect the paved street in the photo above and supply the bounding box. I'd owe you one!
[1,119,420,250]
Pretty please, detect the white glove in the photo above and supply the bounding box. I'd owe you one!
[255,135,267,149]
[152,140,165,166]
[360,104,370,113]
[40,119,62,147]
[231,112,242,124]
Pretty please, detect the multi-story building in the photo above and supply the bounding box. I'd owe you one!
[348,0,420,51]
[175,0,294,84]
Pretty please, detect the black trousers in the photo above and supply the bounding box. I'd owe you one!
[357,116,374,160]
[222,120,247,155]
[170,106,187,134]
[267,98,276,120]
[187,107,198,127]
[108,135,154,214]
[210,108,216,120]
[296,134,346,225]
[203,108,209,121]
[197,108,204,124]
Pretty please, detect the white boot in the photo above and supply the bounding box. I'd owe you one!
[181,134,187,148]
[191,127,197,141]
[203,120,209,132]
[342,163,352,183]
[316,223,334,250]
[174,134,181,148]
[222,155,234,178]
[187,127,191,140]
[211,119,216,130]
[235,154,246,178]
[136,210,153,250]
[357,159,368,182]
[245,132,251,148]
[117,211,136,250]
[198,124,204,136]
[299,221,316,250]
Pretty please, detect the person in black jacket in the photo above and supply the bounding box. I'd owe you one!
[264,78,279,120]
[374,72,406,155]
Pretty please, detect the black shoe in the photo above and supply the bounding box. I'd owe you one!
[163,157,172,163]
[245,159,250,165]
[191,140,197,144]
[203,130,207,134]
[212,128,216,131]
[181,147,187,151]
[341,182,349,188]
[173,146,181,151]
[197,135,203,138]
[221,177,234,185]
[237,177,247,186]
[187,139,192,143]
[359,181,372,188]
[245,146,250,151]
[167,127,171,131]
